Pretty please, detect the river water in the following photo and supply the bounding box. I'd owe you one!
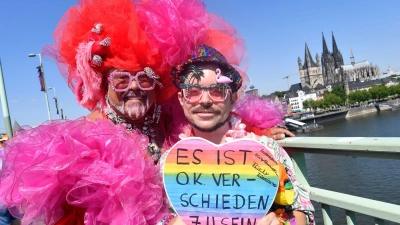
[296,109,400,225]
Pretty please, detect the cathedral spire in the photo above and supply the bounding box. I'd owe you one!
[332,31,339,53]
[322,32,329,54]
[304,42,316,67]
[350,48,355,66]
[304,42,311,62]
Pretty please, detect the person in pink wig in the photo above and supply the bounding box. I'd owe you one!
[0,0,200,224]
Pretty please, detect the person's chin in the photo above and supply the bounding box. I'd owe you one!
[124,103,149,119]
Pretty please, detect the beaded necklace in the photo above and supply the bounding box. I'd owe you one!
[102,99,162,161]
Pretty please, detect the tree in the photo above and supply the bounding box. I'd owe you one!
[331,86,347,103]
[359,90,372,102]
[311,99,323,109]
[347,91,358,104]
[389,85,397,96]
[369,85,389,101]
[348,90,371,104]
[388,84,400,96]
[303,99,312,110]
[323,92,343,107]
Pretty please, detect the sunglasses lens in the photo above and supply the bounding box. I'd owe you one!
[137,74,154,88]
[209,87,227,101]
[185,87,203,101]
[112,73,131,91]
[111,71,156,91]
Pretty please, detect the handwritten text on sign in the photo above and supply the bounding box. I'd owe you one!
[163,138,279,225]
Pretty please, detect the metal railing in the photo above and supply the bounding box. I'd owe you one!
[278,137,400,225]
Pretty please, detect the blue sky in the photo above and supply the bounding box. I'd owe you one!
[0,0,399,129]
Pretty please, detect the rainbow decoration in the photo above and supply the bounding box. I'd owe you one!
[163,137,279,225]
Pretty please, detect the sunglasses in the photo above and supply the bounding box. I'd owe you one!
[182,84,231,103]
[108,67,161,92]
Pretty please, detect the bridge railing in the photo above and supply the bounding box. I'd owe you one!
[278,137,400,225]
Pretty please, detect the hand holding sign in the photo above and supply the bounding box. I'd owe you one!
[163,137,280,225]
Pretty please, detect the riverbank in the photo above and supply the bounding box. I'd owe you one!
[346,99,399,118]
[288,99,400,125]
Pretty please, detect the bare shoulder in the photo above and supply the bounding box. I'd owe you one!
[86,110,104,122]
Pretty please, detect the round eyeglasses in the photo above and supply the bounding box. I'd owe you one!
[182,85,231,103]
[108,67,160,92]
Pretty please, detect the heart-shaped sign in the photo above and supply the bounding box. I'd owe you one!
[163,137,279,225]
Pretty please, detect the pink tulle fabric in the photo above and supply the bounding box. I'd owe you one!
[232,95,286,129]
[135,0,209,66]
[135,0,251,94]
[0,118,168,225]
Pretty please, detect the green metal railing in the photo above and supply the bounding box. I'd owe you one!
[279,137,400,225]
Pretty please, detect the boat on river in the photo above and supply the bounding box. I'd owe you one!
[284,118,323,133]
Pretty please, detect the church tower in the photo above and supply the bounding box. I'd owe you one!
[321,32,335,85]
[298,43,323,90]
[332,32,344,83]
[321,32,344,85]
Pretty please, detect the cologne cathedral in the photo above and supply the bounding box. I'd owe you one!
[297,32,380,91]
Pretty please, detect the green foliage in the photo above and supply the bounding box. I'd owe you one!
[301,92,345,110]
[369,85,389,100]
[323,92,344,107]
[298,83,400,111]
[388,84,400,96]
[313,99,325,109]
[303,99,312,109]
[348,90,371,104]
[331,86,347,103]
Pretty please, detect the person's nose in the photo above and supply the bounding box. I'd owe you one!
[129,77,139,90]
[198,90,213,106]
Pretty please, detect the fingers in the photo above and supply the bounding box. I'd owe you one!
[273,133,286,140]
[283,129,295,137]
[269,127,295,140]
